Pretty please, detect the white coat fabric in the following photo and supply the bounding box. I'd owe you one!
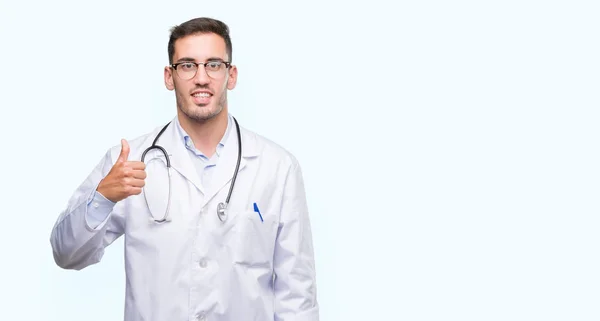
[49,116,319,321]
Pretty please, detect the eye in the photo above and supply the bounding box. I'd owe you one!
[179,63,196,71]
[206,61,222,70]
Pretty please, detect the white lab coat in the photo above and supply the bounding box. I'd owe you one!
[49,117,319,321]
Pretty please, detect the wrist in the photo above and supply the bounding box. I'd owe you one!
[96,181,114,203]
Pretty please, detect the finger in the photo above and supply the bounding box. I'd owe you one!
[118,139,130,163]
[131,170,147,180]
[128,186,143,196]
[128,161,146,170]
[128,178,146,188]
[121,168,145,179]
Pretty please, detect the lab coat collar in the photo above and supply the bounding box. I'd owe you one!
[157,114,260,198]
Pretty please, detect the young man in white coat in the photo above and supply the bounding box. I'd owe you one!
[50,17,319,321]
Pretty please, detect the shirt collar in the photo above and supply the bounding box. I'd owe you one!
[174,113,232,158]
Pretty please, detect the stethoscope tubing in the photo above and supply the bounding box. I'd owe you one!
[140,117,241,223]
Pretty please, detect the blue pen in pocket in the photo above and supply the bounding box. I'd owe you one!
[253,202,263,222]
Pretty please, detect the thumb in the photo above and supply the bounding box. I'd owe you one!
[118,139,130,162]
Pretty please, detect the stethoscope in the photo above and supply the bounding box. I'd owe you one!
[140,117,242,223]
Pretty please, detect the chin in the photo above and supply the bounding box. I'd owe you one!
[182,104,223,122]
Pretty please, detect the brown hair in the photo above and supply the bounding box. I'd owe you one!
[168,17,233,64]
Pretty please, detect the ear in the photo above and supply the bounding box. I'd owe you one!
[227,65,238,90]
[164,66,175,90]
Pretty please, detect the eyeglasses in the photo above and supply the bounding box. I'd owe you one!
[170,60,231,80]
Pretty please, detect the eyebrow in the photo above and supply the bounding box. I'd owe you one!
[175,56,226,63]
[175,57,196,63]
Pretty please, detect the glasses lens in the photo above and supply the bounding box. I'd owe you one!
[206,61,226,79]
[176,62,197,80]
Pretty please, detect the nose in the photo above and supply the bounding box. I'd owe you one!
[193,65,211,85]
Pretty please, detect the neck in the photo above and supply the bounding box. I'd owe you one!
[177,109,228,158]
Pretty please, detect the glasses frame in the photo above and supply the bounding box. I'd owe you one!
[170,60,232,80]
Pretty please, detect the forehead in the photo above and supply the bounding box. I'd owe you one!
[172,32,228,61]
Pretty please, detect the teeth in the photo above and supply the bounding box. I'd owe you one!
[193,92,210,97]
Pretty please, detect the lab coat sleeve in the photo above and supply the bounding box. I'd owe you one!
[273,160,320,321]
[49,149,125,270]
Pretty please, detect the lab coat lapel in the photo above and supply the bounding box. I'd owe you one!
[158,119,203,193]
[202,125,259,208]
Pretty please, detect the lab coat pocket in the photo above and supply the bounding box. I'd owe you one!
[232,211,278,266]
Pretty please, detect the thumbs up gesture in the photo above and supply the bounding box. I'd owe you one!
[97,139,147,203]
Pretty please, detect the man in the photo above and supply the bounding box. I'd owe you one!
[50,17,319,321]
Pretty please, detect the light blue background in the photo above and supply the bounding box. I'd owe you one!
[1,0,599,320]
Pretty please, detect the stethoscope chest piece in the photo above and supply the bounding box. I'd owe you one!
[217,202,227,222]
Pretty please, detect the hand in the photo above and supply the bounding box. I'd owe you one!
[97,139,147,203]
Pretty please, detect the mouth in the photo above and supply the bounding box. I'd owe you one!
[191,90,213,105]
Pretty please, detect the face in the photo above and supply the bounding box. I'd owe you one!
[164,33,237,122]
